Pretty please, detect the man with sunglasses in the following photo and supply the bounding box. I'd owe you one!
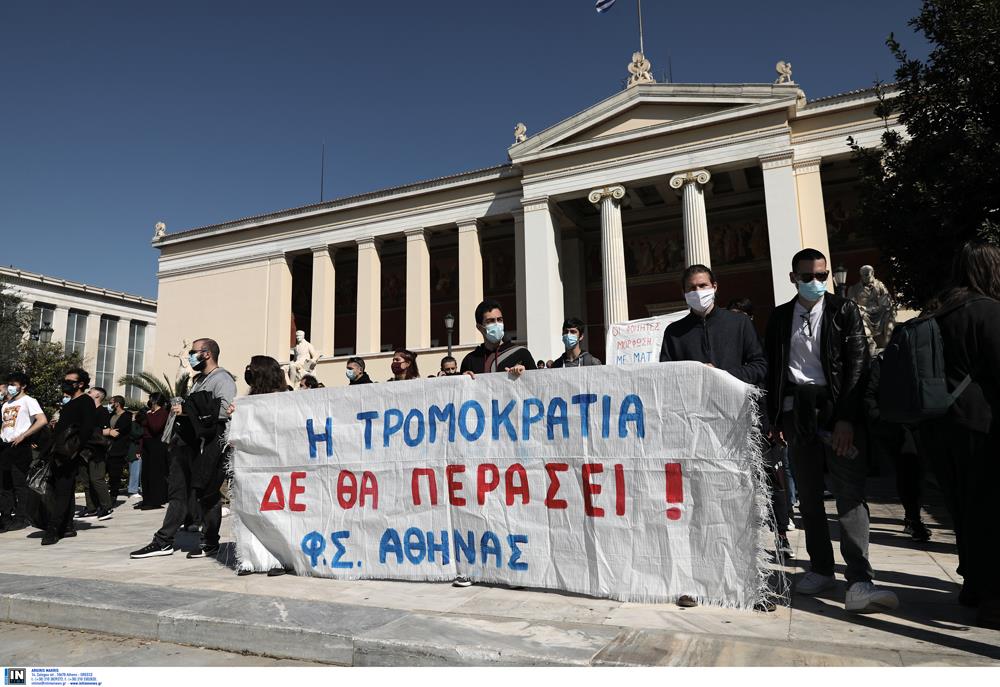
[764,248,898,613]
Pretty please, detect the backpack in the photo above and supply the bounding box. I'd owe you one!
[878,297,985,423]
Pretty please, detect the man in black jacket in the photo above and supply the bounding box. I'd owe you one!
[44,367,98,545]
[765,248,897,613]
[106,395,133,502]
[460,299,535,376]
[660,265,766,384]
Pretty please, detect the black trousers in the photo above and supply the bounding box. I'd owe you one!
[45,458,78,537]
[765,443,789,535]
[78,457,112,512]
[152,443,221,549]
[106,454,127,502]
[0,442,33,525]
[139,439,168,508]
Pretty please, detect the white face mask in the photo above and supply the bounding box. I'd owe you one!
[6,385,19,397]
[684,288,716,313]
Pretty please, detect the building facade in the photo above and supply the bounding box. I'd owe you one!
[153,80,900,388]
[1,266,157,400]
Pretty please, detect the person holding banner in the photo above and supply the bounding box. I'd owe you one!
[551,317,602,368]
[346,357,373,385]
[460,299,536,376]
[764,248,898,614]
[388,349,420,381]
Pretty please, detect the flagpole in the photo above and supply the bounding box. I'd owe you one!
[320,141,325,202]
[637,0,645,55]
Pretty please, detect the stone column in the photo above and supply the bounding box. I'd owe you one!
[512,210,527,342]
[588,185,629,326]
[310,245,336,357]
[760,152,804,302]
[355,237,382,355]
[265,253,294,362]
[83,311,100,371]
[669,169,712,267]
[405,228,431,349]
[457,219,483,345]
[50,305,69,347]
[520,197,564,360]
[113,318,131,397]
[793,157,833,293]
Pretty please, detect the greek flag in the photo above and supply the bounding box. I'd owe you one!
[595,0,617,12]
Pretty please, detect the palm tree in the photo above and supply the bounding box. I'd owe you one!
[118,371,190,400]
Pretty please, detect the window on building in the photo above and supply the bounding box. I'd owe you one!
[95,316,118,392]
[125,321,146,401]
[65,310,88,356]
[31,303,55,342]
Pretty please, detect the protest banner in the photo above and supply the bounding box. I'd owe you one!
[228,362,770,609]
[606,311,688,366]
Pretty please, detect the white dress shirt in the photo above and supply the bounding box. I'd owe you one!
[783,297,827,411]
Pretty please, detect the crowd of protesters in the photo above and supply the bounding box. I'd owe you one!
[1,240,996,629]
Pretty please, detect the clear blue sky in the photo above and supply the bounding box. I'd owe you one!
[1,0,929,299]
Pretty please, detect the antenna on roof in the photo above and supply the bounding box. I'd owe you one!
[319,141,326,202]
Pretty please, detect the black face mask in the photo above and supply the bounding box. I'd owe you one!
[244,369,254,386]
[60,380,78,394]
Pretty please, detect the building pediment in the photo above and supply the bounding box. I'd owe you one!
[509,83,804,163]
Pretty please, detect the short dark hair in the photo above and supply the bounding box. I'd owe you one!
[475,299,503,326]
[726,298,753,318]
[300,374,320,389]
[111,395,126,408]
[440,355,456,367]
[148,392,166,408]
[92,387,107,402]
[536,360,545,367]
[6,372,29,388]
[65,367,90,389]
[791,248,827,271]
[562,317,585,333]
[681,264,715,288]
[346,356,366,371]
[194,338,220,362]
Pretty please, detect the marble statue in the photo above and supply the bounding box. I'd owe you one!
[284,330,318,386]
[154,221,166,239]
[167,339,194,386]
[775,61,793,84]
[847,265,895,354]
[627,52,655,88]
[514,122,527,144]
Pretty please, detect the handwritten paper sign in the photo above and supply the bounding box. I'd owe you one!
[606,312,688,366]
[228,362,767,608]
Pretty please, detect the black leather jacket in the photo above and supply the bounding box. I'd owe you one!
[764,293,868,428]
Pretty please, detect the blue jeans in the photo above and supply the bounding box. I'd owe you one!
[127,458,142,495]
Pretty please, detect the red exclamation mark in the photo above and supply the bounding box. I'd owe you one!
[665,463,683,520]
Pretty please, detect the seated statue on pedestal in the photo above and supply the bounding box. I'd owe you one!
[285,330,318,387]
[847,265,896,355]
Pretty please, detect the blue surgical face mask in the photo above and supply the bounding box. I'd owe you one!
[188,353,202,368]
[797,279,827,301]
[562,334,579,350]
[484,323,504,344]
[6,385,19,397]
[61,395,70,405]
[345,369,357,381]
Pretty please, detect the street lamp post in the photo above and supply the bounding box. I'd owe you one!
[444,312,455,358]
[834,265,848,298]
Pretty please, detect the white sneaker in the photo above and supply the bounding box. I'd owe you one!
[452,576,473,588]
[221,506,231,518]
[845,581,899,613]
[787,519,796,531]
[796,571,836,595]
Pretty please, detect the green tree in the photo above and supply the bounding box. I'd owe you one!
[17,341,84,418]
[0,279,30,375]
[850,0,1000,308]
[117,371,190,401]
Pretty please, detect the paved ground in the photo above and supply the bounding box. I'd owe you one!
[0,622,324,666]
[0,478,997,666]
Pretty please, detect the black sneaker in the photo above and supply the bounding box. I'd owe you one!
[903,518,931,542]
[266,567,289,577]
[97,509,114,521]
[130,542,173,559]
[76,510,98,519]
[41,535,59,546]
[677,594,699,608]
[186,545,220,559]
[452,576,473,587]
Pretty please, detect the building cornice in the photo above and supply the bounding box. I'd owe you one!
[0,266,156,310]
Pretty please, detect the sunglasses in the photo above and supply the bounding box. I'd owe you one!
[188,349,208,355]
[796,271,829,283]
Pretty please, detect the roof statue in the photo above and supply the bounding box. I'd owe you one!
[514,122,527,144]
[775,61,794,84]
[627,52,655,88]
[154,221,166,239]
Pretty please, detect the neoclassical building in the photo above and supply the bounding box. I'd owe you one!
[153,75,899,387]
[1,266,157,399]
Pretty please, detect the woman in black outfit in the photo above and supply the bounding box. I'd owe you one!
[138,392,169,510]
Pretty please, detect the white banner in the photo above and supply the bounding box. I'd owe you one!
[228,362,767,608]
[606,312,688,366]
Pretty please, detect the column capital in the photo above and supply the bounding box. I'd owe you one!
[758,151,795,170]
[456,218,480,233]
[310,243,336,257]
[520,196,550,213]
[668,169,711,190]
[588,185,626,205]
[404,227,428,240]
[792,157,822,175]
[355,236,382,249]
[264,251,290,263]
